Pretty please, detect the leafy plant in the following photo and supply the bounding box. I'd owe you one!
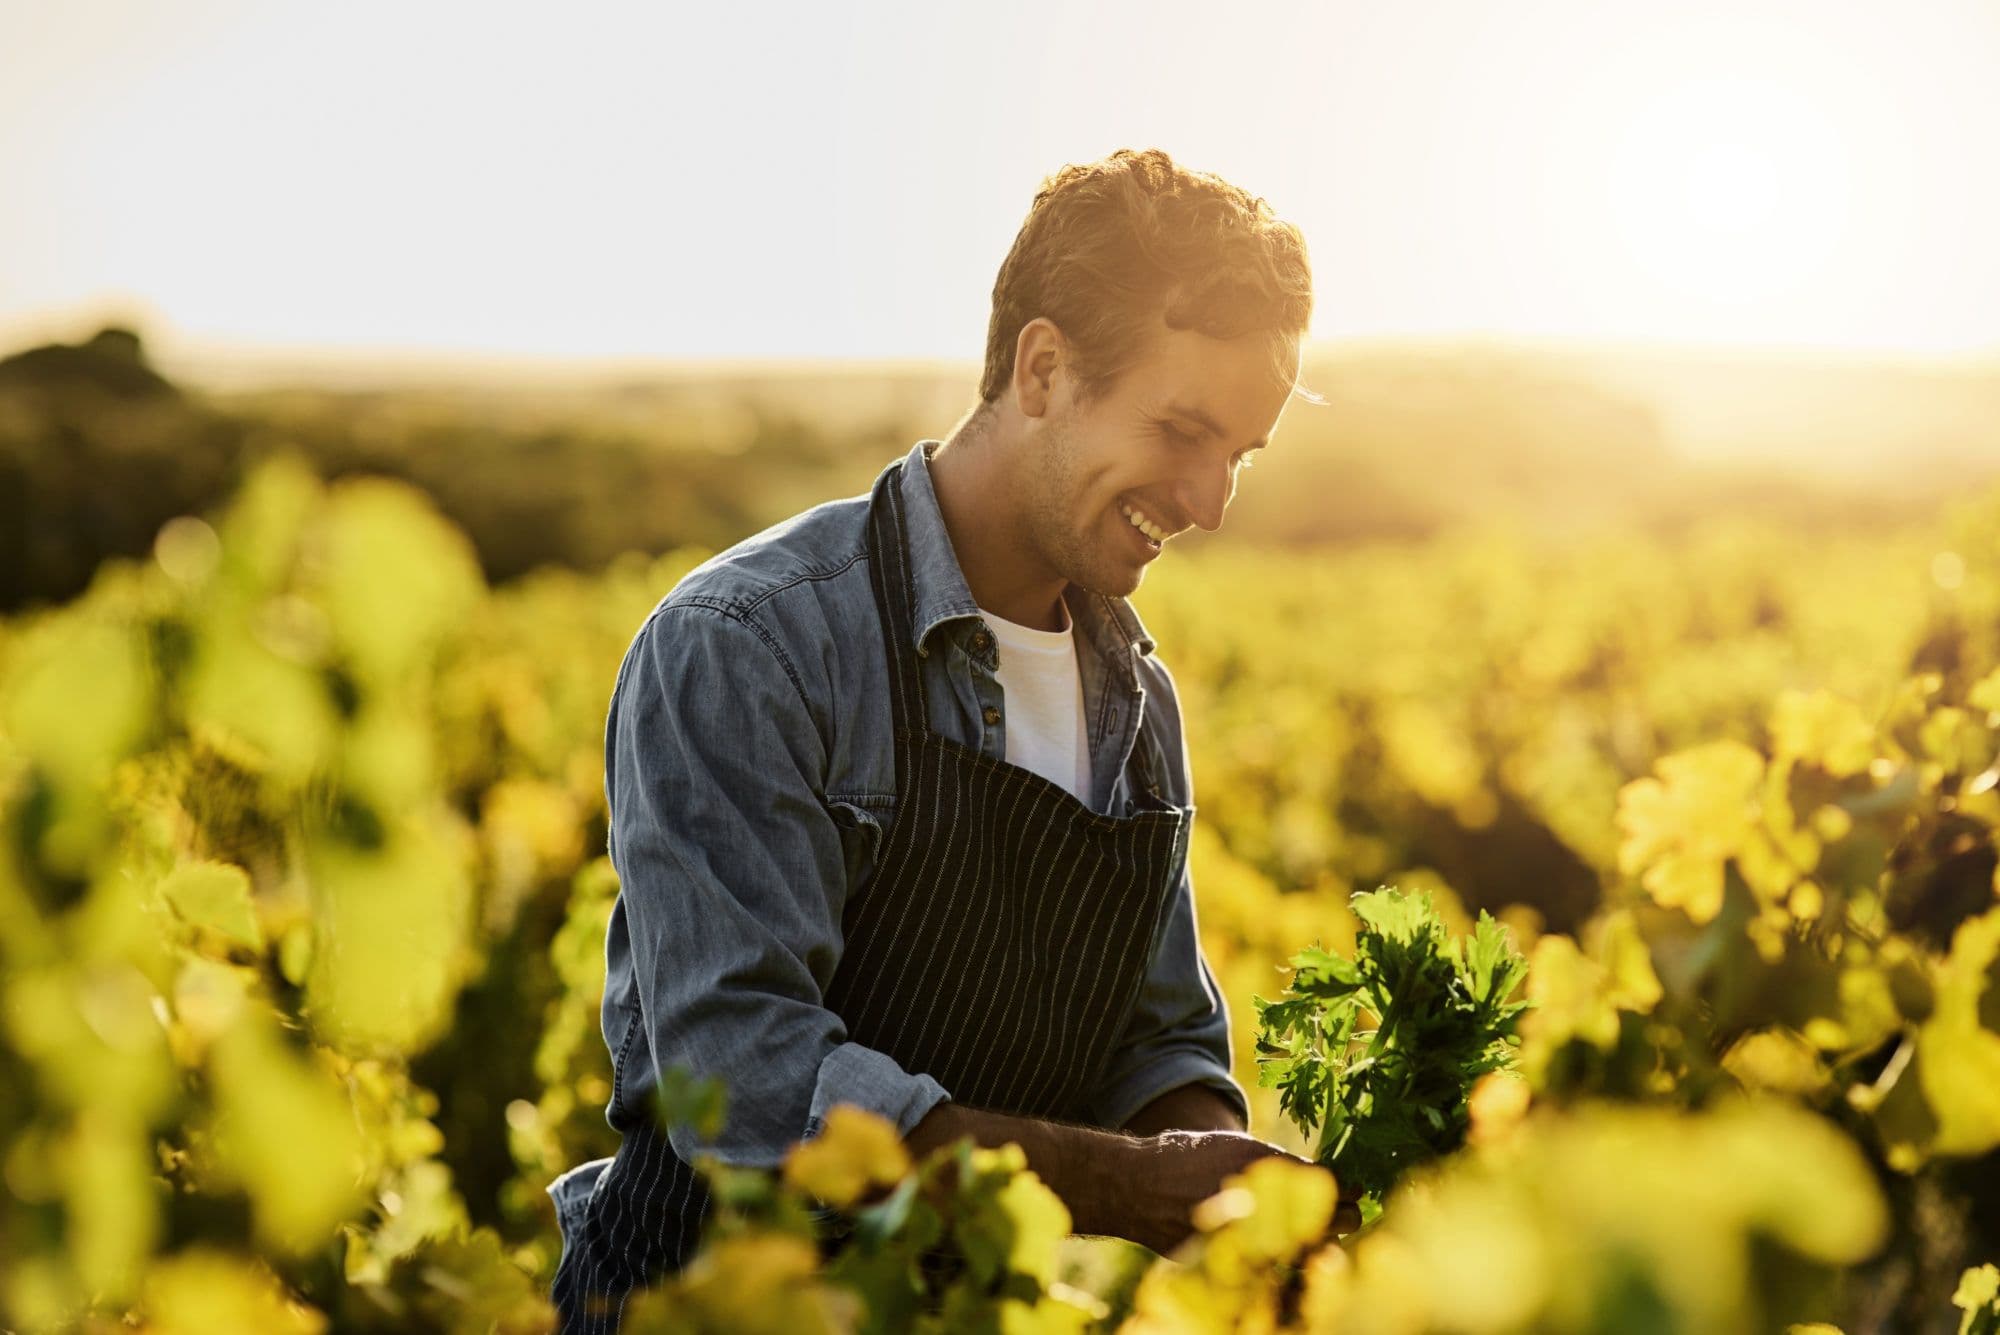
[1254,887,1532,1203]
[628,1101,1093,1335]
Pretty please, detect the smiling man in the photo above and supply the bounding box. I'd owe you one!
[549,147,1331,1332]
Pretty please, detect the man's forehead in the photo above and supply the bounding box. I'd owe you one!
[1142,330,1296,405]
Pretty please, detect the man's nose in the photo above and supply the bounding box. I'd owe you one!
[1174,459,1233,533]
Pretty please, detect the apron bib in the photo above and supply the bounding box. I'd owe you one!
[552,455,1193,1332]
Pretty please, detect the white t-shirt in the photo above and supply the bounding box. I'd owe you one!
[981,600,1092,804]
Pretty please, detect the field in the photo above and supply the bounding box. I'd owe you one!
[5,342,2000,1332]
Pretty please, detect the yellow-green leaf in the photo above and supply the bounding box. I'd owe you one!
[783,1104,912,1209]
[142,1249,326,1335]
[159,861,264,953]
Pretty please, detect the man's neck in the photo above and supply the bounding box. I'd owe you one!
[925,431,1070,632]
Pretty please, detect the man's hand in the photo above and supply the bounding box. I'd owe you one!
[1120,1131,1368,1254]
[1115,1128,1300,1255]
[903,1101,1362,1259]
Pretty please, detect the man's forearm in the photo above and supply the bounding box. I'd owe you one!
[1120,1081,1245,1137]
[904,1101,1134,1236]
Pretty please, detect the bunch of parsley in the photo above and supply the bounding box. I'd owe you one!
[1254,887,1531,1205]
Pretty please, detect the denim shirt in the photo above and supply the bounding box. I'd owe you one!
[598,438,1245,1169]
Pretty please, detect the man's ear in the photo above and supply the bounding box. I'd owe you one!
[1011,317,1065,421]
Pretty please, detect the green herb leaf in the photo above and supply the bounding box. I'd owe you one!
[1253,886,1533,1203]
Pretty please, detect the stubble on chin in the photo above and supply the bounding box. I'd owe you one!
[1035,415,1150,601]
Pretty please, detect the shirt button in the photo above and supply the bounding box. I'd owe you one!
[971,631,992,653]
[982,706,1001,726]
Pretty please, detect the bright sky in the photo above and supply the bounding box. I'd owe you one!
[4,0,1999,366]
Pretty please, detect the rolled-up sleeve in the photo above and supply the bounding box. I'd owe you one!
[1083,849,1247,1130]
[604,601,949,1167]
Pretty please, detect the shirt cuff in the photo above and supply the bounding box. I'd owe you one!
[1092,1046,1249,1132]
[804,1041,953,1141]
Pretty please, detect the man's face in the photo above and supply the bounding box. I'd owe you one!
[1021,326,1297,599]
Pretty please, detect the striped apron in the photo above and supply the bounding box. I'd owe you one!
[550,455,1194,1331]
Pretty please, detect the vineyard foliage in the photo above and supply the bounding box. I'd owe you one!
[3,449,2000,1332]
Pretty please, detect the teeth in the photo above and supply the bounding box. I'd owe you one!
[1120,501,1167,544]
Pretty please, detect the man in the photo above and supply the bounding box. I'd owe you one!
[549,147,1348,1331]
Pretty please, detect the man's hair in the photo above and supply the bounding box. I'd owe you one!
[977,147,1314,410]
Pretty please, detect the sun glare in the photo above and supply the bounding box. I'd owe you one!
[1604,73,1854,322]
[1680,143,1782,238]
[4,2,1999,362]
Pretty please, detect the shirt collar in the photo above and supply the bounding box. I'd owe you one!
[897,439,1157,674]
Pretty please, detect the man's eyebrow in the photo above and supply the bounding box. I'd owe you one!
[1163,401,1268,450]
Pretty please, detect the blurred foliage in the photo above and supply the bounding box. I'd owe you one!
[1959,1264,2000,1335]
[5,366,2000,1328]
[0,452,707,1330]
[619,1101,1097,1335]
[1297,1096,1889,1335]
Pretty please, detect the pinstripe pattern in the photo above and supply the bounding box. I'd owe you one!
[551,458,1189,1331]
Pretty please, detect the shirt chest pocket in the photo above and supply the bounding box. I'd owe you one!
[825,793,896,897]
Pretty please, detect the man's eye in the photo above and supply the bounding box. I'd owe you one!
[1160,423,1196,446]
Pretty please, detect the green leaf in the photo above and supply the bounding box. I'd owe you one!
[654,1064,729,1143]
[1252,884,1534,1202]
[851,1173,920,1248]
[159,860,264,953]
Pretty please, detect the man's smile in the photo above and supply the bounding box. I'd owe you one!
[1118,496,1171,547]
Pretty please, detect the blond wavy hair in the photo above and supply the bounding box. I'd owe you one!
[977,147,1315,410]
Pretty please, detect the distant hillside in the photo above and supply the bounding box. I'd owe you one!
[1561,341,2000,479]
[174,333,2000,481]
[1,328,241,610]
[7,323,1997,610]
